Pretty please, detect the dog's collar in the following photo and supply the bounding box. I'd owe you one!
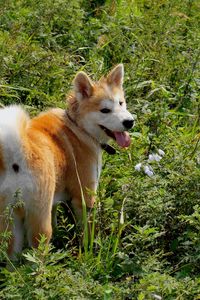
[66,111,116,155]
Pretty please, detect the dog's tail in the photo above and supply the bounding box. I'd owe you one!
[0,105,29,136]
[0,105,30,169]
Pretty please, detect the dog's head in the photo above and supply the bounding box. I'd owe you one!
[68,64,134,148]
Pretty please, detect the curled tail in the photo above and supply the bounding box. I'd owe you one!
[0,105,30,171]
[0,105,29,136]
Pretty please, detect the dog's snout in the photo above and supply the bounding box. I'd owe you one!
[123,119,134,129]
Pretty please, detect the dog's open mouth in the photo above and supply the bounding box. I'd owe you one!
[99,125,131,148]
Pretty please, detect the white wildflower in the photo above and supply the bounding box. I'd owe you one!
[158,149,165,157]
[154,154,162,161]
[135,163,142,171]
[144,165,154,177]
[120,209,124,225]
[148,154,155,161]
[120,198,126,225]
[152,294,162,300]
[148,153,162,162]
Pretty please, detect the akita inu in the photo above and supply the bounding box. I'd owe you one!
[0,64,134,259]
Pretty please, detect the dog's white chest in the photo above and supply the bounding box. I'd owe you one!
[92,148,102,191]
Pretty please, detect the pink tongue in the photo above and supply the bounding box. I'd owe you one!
[113,131,131,148]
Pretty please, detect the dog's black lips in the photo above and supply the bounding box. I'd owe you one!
[101,143,116,155]
[99,125,116,140]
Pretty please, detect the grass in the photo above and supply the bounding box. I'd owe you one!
[0,0,200,299]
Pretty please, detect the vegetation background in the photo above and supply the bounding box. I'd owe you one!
[0,0,199,299]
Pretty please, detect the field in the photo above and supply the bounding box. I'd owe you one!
[0,0,200,299]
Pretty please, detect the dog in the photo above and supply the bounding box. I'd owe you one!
[0,64,134,260]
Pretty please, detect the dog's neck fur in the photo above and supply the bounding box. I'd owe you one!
[65,109,99,146]
[66,92,116,155]
[65,109,116,155]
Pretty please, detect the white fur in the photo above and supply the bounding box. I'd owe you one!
[10,214,24,259]
[81,97,134,143]
[0,105,34,206]
[91,146,102,192]
[113,92,125,107]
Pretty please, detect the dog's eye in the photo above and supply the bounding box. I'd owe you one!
[100,108,111,113]
[119,101,123,106]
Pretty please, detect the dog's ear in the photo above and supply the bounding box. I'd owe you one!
[74,71,94,101]
[107,64,124,87]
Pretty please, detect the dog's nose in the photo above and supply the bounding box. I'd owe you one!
[123,119,134,129]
